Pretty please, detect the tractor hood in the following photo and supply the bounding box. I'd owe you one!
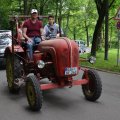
[38,37,79,77]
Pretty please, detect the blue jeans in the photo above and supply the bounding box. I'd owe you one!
[27,37,41,60]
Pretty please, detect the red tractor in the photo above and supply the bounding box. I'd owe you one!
[5,16,102,111]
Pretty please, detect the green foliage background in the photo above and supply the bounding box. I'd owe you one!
[0,0,119,47]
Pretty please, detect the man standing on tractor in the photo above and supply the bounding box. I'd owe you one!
[44,15,63,40]
[22,9,43,60]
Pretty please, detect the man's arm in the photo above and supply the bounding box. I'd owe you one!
[40,28,45,40]
[22,27,32,42]
[40,28,44,36]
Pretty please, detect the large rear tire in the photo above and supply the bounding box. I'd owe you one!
[6,54,23,93]
[26,75,43,111]
[82,69,102,101]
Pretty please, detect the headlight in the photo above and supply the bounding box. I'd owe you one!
[37,60,45,69]
[89,56,96,64]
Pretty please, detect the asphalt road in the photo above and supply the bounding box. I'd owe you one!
[0,68,120,120]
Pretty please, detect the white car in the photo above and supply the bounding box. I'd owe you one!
[75,40,86,53]
[0,30,12,67]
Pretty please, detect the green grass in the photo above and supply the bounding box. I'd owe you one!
[80,49,120,73]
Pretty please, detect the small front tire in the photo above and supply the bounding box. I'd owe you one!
[26,75,43,111]
[82,69,102,101]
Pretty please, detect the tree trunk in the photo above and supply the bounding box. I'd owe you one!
[23,0,28,15]
[109,26,112,48]
[28,0,33,14]
[104,0,109,60]
[55,0,58,22]
[96,27,102,50]
[73,27,76,40]
[40,4,44,15]
[18,0,22,13]
[91,15,105,56]
[39,0,50,15]
[102,25,105,47]
[58,0,62,36]
[85,20,89,47]
[64,11,70,36]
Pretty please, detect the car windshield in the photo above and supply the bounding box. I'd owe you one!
[75,40,85,44]
[0,36,11,45]
[80,41,85,45]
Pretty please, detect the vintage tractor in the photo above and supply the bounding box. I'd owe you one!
[5,16,102,111]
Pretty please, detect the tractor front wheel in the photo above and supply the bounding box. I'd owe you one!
[82,69,102,101]
[26,75,43,111]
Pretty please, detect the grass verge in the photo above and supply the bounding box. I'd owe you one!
[80,49,120,73]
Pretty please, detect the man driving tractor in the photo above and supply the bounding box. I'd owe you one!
[22,9,43,60]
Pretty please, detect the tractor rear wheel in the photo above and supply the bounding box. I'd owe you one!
[6,54,23,93]
[82,69,102,101]
[26,75,42,111]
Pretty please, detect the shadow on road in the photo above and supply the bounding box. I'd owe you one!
[24,106,43,113]
[1,85,26,100]
[1,76,103,113]
[42,89,84,109]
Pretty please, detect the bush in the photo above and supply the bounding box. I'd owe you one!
[0,2,11,29]
[109,41,118,48]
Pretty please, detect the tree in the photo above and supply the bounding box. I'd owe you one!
[23,0,28,15]
[104,0,109,60]
[91,0,115,57]
[0,0,12,29]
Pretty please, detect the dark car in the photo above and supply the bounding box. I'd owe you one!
[0,31,12,67]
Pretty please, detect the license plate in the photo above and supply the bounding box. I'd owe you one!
[65,67,77,75]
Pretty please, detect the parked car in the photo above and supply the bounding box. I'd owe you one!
[75,40,86,53]
[0,30,12,67]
